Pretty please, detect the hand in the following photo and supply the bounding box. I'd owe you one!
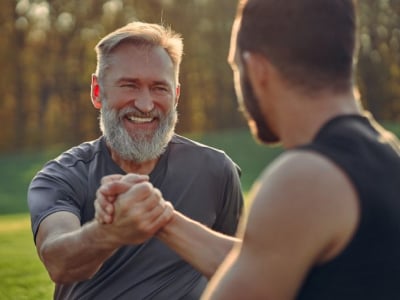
[95,174,174,246]
[95,174,148,224]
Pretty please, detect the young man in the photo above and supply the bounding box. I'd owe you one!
[28,22,243,299]
[202,0,400,299]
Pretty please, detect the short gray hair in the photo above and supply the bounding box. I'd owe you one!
[95,22,183,84]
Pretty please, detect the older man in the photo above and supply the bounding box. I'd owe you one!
[28,22,243,300]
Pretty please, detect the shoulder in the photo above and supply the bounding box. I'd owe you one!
[245,149,359,262]
[253,150,357,214]
[53,138,104,168]
[262,149,349,187]
[170,135,239,167]
[33,138,104,184]
[167,135,242,182]
[170,134,225,155]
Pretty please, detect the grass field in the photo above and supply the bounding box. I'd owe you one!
[0,214,53,299]
[0,124,398,299]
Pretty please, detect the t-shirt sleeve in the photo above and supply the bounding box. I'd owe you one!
[27,160,85,242]
[212,156,244,236]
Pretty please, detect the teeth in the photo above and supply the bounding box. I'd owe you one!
[127,116,153,123]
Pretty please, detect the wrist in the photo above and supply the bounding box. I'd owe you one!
[156,211,180,243]
[84,220,122,252]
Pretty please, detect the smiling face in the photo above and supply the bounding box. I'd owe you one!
[96,43,179,162]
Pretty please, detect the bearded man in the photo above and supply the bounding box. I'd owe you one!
[28,22,243,300]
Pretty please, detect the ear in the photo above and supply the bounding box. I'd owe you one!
[242,52,271,100]
[175,84,181,107]
[91,74,102,109]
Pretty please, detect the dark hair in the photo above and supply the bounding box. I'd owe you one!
[236,0,357,92]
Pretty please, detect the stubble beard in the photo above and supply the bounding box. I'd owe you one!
[239,67,280,145]
[100,100,178,163]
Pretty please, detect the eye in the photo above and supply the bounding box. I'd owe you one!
[152,85,169,93]
[120,83,137,89]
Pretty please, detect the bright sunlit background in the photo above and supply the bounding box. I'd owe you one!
[0,0,400,298]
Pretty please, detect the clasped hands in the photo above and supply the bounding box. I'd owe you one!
[94,173,174,247]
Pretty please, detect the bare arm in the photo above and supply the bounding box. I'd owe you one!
[202,151,360,299]
[36,212,117,283]
[37,176,173,284]
[156,210,241,278]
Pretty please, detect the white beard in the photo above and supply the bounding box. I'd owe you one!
[100,101,178,163]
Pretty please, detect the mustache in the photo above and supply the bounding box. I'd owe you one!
[118,106,161,119]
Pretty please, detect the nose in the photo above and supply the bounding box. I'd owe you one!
[134,89,154,113]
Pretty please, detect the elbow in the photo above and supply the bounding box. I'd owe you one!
[40,253,73,284]
[42,258,73,284]
[39,244,65,283]
[45,263,96,285]
[40,246,95,284]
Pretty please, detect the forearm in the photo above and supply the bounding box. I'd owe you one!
[39,220,118,284]
[156,210,241,278]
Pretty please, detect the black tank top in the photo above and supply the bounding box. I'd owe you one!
[296,114,400,299]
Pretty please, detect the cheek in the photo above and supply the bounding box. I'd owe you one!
[156,91,177,111]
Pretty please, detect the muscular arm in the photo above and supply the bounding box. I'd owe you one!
[36,212,117,283]
[37,177,173,284]
[202,151,360,299]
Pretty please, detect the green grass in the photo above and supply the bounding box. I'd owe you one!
[0,214,53,299]
[0,148,61,215]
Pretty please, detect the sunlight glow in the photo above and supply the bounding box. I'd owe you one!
[28,2,50,30]
[56,12,75,33]
[103,0,123,15]
[15,0,30,16]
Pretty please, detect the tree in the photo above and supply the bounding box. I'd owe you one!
[1,0,399,153]
[357,0,400,121]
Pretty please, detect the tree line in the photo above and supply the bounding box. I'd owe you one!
[1,0,399,153]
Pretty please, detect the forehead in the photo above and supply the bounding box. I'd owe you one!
[106,43,175,83]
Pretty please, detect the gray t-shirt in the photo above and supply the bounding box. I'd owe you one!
[28,135,243,300]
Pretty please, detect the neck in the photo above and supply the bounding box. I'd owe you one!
[277,89,362,149]
[108,144,160,174]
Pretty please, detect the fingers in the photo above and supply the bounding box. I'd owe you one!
[134,189,174,232]
[95,192,115,224]
[101,174,124,185]
[99,173,149,197]
[121,173,149,184]
[95,200,112,224]
[99,181,132,198]
[148,200,174,231]
[95,174,150,225]
[115,184,174,235]
[116,181,154,208]
[126,199,174,238]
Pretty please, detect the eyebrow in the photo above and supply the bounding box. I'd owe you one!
[115,77,171,86]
